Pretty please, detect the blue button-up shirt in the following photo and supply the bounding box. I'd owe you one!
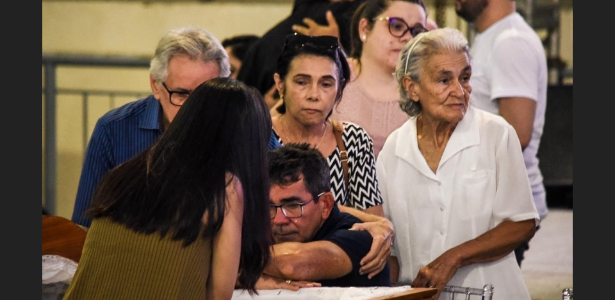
[71,95,280,227]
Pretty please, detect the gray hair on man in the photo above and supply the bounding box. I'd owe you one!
[150,26,230,82]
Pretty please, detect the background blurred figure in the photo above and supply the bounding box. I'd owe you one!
[455,0,549,266]
[255,143,390,289]
[237,0,366,110]
[222,34,260,79]
[331,0,429,159]
[425,16,438,30]
[63,78,273,300]
[71,26,229,228]
[378,28,538,300]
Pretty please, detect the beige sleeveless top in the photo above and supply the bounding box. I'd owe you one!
[63,217,212,300]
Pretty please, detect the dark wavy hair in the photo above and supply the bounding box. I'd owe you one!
[274,34,351,117]
[222,34,260,61]
[269,143,331,202]
[88,77,272,293]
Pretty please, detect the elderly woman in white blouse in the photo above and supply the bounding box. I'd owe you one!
[376,28,539,300]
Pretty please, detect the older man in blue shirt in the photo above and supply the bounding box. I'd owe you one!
[72,26,279,227]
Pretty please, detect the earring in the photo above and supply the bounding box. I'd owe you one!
[279,93,284,101]
[361,35,366,41]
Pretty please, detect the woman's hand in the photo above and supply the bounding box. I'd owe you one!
[292,11,340,40]
[255,274,321,291]
[349,218,395,279]
[411,250,460,300]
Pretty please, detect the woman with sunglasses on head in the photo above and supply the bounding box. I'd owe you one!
[272,33,394,279]
[331,0,430,159]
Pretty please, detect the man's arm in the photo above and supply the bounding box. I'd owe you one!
[254,274,321,291]
[71,123,114,227]
[490,35,542,151]
[339,204,384,220]
[264,240,353,281]
[388,256,400,283]
[498,97,536,149]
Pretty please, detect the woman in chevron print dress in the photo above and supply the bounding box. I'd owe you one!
[271,34,384,217]
[270,33,392,278]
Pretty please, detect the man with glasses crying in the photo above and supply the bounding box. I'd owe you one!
[257,143,390,289]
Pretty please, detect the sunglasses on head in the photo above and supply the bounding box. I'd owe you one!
[282,33,340,52]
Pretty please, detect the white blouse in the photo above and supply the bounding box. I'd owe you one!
[377,106,539,300]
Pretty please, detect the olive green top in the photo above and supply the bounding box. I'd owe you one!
[63,217,211,300]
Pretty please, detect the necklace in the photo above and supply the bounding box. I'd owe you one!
[314,123,327,149]
[417,115,423,140]
[281,115,328,149]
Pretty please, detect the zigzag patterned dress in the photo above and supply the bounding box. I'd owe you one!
[273,121,383,209]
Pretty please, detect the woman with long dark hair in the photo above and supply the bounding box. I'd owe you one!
[63,77,272,300]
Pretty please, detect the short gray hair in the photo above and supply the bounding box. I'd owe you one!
[394,27,470,116]
[150,26,230,82]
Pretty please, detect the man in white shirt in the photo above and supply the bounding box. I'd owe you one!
[455,0,549,266]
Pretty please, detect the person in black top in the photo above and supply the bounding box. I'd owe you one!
[257,143,390,289]
[222,34,260,79]
[237,0,366,109]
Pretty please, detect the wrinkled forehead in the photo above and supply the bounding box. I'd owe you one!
[421,51,471,76]
[287,54,339,78]
[269,180,311,204]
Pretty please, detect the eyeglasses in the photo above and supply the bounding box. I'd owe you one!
[373,17,428,38]
[282,33,340,53]
[161,82,191,106]
[270,192,325,219]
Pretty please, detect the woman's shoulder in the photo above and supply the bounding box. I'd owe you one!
[347,57,360,82]
[225,173,244,198]
[339,120,368,135]
[337,121,375,149]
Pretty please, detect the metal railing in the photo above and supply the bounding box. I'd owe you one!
[42,53,151,214]
[442,284,494,300]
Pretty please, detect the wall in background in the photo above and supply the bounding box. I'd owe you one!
[42,1,573,219]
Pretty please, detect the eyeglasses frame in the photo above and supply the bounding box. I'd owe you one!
[270,192,326,219]
[161,82,191,107]
[283,33,340,51]
[373,16,428,38]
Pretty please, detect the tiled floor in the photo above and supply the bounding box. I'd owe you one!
[522,208,573,300]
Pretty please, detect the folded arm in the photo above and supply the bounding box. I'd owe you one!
[264,240,353,281]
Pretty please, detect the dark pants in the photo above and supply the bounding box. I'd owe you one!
[514,225,540,267]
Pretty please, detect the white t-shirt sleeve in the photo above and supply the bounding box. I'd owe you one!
[490,32,541,102]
